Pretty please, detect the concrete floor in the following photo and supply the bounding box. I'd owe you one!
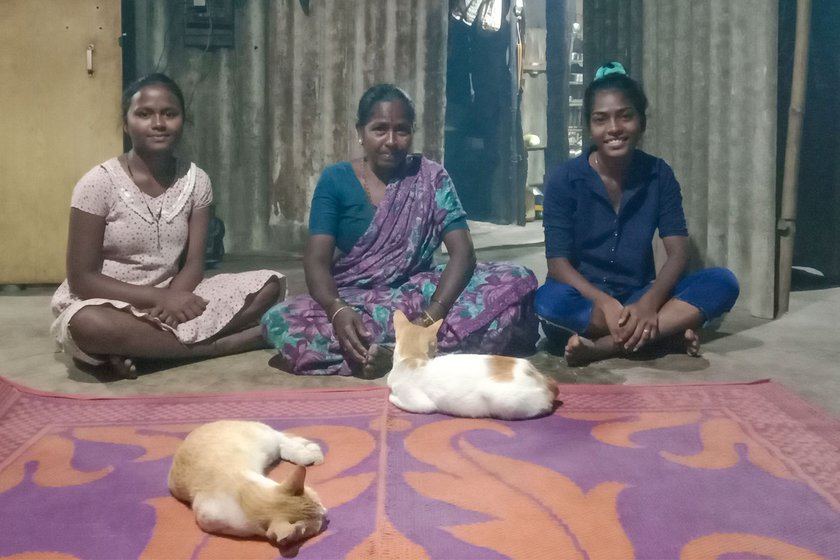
[2,224,838,418]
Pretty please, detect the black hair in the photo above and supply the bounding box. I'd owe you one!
[121,73,186,121]
[356,83,416,129]
[583,67,648,132]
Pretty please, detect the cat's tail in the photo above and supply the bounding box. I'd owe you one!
[545,375,560,400]
[524,362,560,401]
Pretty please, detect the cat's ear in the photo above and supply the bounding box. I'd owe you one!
[393,309,408,327]
[278,465,307,496]
[429,318,444,334]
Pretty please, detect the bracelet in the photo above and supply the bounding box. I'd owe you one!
[420,310,437,326]
[330,305,352,323]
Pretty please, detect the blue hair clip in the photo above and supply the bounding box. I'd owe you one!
[595,61,627,80]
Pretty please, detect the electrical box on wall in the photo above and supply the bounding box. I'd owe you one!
[183,0,234,49]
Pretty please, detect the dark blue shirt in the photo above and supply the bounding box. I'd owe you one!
[309,162,468,254]
[543,148,688,297]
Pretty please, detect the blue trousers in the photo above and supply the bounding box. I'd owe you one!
[534,267,740,337]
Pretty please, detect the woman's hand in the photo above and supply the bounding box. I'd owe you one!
[147,290,208,328]
[331,307,370,363]
[304,235,372,364]
[618,299,659,351]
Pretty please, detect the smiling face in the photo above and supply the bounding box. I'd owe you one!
[123,84,184,155]
[589,89,643,161]
[357,99,413,175]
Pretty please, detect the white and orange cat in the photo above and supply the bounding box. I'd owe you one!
[387,310,559,419]
[168,420,327,546]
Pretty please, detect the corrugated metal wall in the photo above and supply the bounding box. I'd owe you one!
[132,0,447,255]
[583,0,644,80]
[643,0,778,319]
[584,0,778,318]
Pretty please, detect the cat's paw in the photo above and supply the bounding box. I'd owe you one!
[283,437,324,466]
[267,520,305,546]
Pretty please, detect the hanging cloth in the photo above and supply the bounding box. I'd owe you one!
[451,0,504,32]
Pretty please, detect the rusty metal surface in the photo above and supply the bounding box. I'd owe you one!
[132,0,447,254]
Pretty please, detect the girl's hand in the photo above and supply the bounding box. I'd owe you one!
[596,295,625,344]
[331,307,370,363]
[618,300,659,351]
[148,290,208,328]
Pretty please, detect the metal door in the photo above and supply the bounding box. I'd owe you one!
[0,1,122,283]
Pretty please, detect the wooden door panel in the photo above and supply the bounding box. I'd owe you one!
[0,0,122,283]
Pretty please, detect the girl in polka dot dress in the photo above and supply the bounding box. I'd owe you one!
[51,74,285,378]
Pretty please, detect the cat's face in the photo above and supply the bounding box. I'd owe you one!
[257,466,328,547]
[393,310,442,361]
[267,486,327,547]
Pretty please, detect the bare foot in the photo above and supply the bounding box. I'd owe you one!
[564,335,614,367]
[268,353,294,372]
[107,355,137,379]
[211,325,270,356]
[684,329,701,357]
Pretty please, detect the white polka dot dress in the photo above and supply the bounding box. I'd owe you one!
[51,158,285,364]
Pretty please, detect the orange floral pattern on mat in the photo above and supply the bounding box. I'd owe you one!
[0,434,112,493]
[1,381,838,559]
[403,419,633,560]
[680,533,826,560]
[563,411,795,479]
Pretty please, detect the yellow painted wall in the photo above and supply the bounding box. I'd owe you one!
[0,0,122,283]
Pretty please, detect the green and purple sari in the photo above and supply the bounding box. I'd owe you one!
[260,157,538,375]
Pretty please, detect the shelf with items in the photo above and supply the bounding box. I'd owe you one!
[568,23,583,158]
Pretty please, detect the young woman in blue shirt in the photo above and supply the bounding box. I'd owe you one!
[536,63,739,366]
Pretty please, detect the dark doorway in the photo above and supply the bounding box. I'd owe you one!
[443,3,524,224]
[778,0,840,287]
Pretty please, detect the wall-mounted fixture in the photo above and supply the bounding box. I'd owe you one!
[183,0,234,49]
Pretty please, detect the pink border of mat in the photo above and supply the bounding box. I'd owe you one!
[1,376,837,417]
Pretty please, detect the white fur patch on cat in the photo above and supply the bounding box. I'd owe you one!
[387,310,559,419]
[168,420,328,547]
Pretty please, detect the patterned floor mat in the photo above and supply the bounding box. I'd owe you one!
[1,377,839,559]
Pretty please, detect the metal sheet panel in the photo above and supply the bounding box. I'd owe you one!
[643,0,778,319]
[132,0,447,254]
[584,0,777,318]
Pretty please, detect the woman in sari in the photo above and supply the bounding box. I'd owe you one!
[261,84,538,376]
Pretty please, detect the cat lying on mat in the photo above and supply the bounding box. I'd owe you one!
[168,420,328,546]
[387,310,559,419]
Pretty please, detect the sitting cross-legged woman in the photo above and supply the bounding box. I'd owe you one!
[261,84,539,376]
[51,74,285,378]
[536,62,739,366]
